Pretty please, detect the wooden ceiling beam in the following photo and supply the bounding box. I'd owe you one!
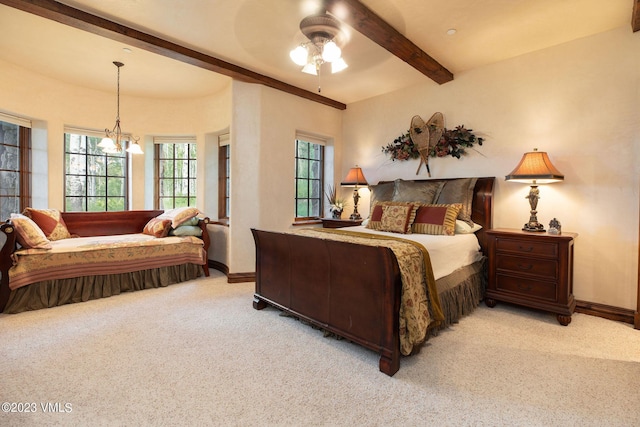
[0,0,347,110]
[324,0,453,84]
[633,0,640,32]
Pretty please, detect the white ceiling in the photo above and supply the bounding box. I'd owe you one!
[0,0,632,105]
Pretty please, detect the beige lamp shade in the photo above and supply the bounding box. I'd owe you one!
[341,167,368,186]
[505,149,564,184]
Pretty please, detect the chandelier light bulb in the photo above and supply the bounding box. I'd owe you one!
[290,45,309,66]
[98,136,116,151]
[321,40,341,62]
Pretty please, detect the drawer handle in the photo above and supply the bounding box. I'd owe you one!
[517,283,533,291]
[517,263,533,270]
[518,245,534,252]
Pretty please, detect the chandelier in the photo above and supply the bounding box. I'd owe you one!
[289,13,348,92]
[98,61,143,155]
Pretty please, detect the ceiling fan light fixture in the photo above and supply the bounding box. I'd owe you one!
[289,45,308,66]
[321,40,341,62]
[290,12,348,92]
[301,63,318,75]
[331,57,348,73]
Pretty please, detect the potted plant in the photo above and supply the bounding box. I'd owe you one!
[325,185,348,219]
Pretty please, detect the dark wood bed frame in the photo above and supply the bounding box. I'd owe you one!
[252,177,495,376]
[0,210,210,313]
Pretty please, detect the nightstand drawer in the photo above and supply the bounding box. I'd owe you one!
[495,274,557,301]
[496,238,558,258]
[496,255,558,280]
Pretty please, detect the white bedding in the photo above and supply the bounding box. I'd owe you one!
[343,225,482,280]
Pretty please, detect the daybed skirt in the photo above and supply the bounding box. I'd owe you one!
[3,263,203,314]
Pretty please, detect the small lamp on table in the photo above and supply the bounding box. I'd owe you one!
[341,166,368,220]
[505,148,564,232]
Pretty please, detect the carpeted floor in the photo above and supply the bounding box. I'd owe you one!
[1,271,639,426]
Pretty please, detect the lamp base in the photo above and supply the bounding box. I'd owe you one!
[350,212,362,220]
[522,222,545,232]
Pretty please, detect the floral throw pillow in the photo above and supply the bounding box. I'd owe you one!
[366,201,418,233]
[10,213,52,249]
[143,218,172,238]
[22,208,71,241]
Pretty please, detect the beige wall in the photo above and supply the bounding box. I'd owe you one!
[342,26,640,310]
[227,81,343,274]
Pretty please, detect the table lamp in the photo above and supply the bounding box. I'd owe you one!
[505,148,564,232]
[341,166,368,220]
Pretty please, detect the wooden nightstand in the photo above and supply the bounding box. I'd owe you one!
[321,218,363,228]
[485,228,577,326]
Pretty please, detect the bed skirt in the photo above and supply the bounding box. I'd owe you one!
[429,257,486,336]
[2,263,203,314]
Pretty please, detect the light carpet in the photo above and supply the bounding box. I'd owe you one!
[1,271,639,426]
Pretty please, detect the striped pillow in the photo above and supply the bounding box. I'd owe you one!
[411,204,462,236]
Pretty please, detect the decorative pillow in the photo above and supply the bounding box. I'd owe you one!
[392,180,445,204]
[10,213,52,249]
[366,201,418,234]
[22,208,71,241]
[435,178,478,226]
[412,204,462,236]
[169,225,203,237]
[454,220,483,234]
[158,207,201,228]
[368,181,395,213]
[143,217,172,238]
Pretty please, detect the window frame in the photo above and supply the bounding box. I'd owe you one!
[154,138,197,210]
[63,130,129,212]
[0,120,31,220]
[294,138,324,221]
[218,142,230,220]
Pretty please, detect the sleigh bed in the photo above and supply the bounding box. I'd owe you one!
[252,177,494,376]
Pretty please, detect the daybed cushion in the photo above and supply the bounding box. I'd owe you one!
[22,208,71,241]
[392,179,445,204]
[435,178,478,226]
[10,214,52,250]
[143,217,172,238]
[412,204,462,236]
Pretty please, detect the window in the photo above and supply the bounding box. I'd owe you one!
[295,138,324,220]
[218,134,230,219]
[64,130,127,211]
[0,117,31,220]
[155,139,197,209]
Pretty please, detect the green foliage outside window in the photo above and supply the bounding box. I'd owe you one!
[64,133,127,211]
[295,140,323,218]
[157,142,197,209]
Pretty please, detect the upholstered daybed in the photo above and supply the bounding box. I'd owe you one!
[0,208,210,314]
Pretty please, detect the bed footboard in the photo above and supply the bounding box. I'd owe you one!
[252,228,403,376]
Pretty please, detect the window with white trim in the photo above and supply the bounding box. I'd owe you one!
[154,136,197,209]
[64,127,128,212]
[295,135,325,220]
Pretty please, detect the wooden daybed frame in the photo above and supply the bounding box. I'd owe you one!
[251,177,494,376]
[0,210,210,313]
